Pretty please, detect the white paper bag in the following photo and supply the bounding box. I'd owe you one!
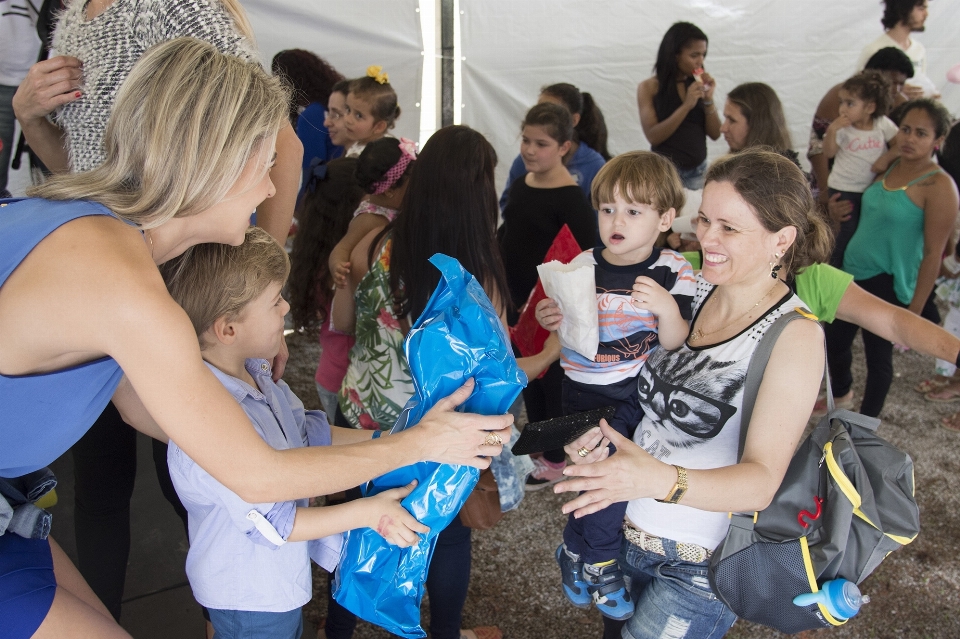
[536,260,599,360]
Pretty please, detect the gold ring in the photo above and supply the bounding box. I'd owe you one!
[577,446,591,458]
[483,433,503,446]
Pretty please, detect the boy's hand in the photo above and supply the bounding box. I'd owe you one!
[333,261,351,288]
[368,480,430,547]
[631,277,673,316]
[534,297,562,331]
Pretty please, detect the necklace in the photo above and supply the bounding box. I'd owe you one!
[689,281,781,343]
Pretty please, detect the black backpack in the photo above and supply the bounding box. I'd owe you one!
[708,310,920,633]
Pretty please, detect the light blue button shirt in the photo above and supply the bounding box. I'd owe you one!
[168,359,342,613]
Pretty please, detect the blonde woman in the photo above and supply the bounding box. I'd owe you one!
[0,38,510,639]
[11,0,305,620]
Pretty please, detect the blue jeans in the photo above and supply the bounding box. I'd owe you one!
[561,375,640,564]
[602,536,736,639]
[208,607,303,639]
[676,159,707,191]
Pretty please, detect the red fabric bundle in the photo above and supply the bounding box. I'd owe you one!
[509,224,583,372]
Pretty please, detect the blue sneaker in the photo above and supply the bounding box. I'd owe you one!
[555,544,591,608]
[584,560,634,621]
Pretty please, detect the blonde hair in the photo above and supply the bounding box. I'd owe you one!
[30,37,289,229]
[591,151,685,214]
[705,148,833,277]
[219,0,256,43]
[160,227,290,348]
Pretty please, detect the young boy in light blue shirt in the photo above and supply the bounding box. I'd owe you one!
[161,227,427,639]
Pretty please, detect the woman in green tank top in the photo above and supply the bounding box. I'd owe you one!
[824,100,958,417]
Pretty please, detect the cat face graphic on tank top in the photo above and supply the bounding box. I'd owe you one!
[634,347,743,459]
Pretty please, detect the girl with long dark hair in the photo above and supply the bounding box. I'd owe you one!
[499,82,609,210]
[636,21,721,189]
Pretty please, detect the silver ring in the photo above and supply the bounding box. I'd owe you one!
[577,446,591,458]
[483,433,503,446]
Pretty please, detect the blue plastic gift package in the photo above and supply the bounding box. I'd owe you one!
[333,254,527,638]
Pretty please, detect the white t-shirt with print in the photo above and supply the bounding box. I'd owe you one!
[828,116,899,193]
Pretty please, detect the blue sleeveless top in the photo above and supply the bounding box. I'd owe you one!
[0,198,125,478]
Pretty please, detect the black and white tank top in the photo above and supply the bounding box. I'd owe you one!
[625,274,809,550]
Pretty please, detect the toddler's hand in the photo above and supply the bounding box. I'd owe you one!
[828,115,851,131]
[368,480,430,547]
[333,261,351,288]
[632,277,673,316]
[535,297,563,332]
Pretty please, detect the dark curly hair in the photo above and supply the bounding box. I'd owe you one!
[288,158,365,331]
[271,49,345,124]
[881,0,925,30]
[842,70,893,119]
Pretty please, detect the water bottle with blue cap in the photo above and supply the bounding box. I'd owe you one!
[793,579,870,621]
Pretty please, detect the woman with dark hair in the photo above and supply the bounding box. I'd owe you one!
[824,99,958,417]
[270,49,346,200]
[637,21,721,189]
[330,125,558,639]
[499,82,608,210]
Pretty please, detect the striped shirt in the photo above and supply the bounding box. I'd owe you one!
[561,247,695,385]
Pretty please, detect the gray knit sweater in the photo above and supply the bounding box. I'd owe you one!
[53,0,257,172]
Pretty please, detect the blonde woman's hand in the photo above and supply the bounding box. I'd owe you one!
[554,420,658,518]
[563,424,610,466]
[413,378,513,469]
[367,480,430,547]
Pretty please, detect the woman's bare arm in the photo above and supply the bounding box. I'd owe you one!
[637,78,703,147]
[1,217,510,505]
[835,281,960,362]
[908,174,959,315]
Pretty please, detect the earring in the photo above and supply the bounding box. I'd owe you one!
[770,252,782,279]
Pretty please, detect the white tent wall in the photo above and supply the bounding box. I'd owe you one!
[459,0,960,195]
[243,0,425,145]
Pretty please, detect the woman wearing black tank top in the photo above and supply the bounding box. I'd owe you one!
[637,22,721,189]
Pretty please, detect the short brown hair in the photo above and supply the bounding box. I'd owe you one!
[161,227,290,348]
[591,151,685,214]
[705,148,833,277]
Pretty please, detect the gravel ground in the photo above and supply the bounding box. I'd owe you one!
[283,327,960,639]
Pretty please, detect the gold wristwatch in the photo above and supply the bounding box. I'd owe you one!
[656,465,688,504]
